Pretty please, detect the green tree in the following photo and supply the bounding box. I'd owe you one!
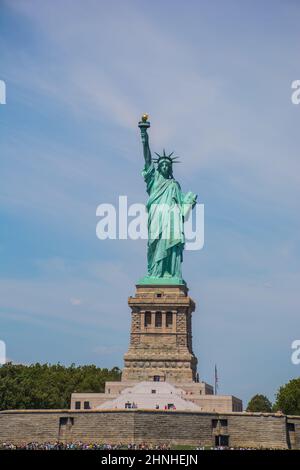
[0,363,121,410]
[273,378,300,415]
[246,394,272,412]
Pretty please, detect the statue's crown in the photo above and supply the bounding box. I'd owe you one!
[153,149,181,165]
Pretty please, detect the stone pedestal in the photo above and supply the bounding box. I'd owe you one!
[70,284,244,413]
[122,284,198,383]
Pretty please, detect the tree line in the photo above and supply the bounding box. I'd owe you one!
[246,378,300,414]
[0,363,121,410]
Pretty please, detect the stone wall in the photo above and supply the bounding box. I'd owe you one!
[0,410,135,444]
[286,416,300,450]
[226,413,288,449]
[0,409,299,448]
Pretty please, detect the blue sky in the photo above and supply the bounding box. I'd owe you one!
[0,0,299,405]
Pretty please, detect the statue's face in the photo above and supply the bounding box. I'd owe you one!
[158,160,172,178]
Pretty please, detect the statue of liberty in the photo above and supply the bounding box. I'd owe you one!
[138,115,197,285]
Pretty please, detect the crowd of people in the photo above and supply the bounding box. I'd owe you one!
[124,402,177,410]
[0,441,281,451]
[195,446,279,450]
[0,441,171,450]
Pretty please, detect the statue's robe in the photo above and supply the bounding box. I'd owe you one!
[142,162,193,279]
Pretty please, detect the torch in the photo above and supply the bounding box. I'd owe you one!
[138,113,150,145]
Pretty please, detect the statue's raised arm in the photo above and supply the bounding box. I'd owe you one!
[138,114,151,169]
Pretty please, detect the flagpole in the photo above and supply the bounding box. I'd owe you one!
[214,364,218,395]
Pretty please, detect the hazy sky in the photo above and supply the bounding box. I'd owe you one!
[0,0,300,405]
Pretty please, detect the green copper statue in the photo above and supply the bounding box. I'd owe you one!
[138,115,197,285]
